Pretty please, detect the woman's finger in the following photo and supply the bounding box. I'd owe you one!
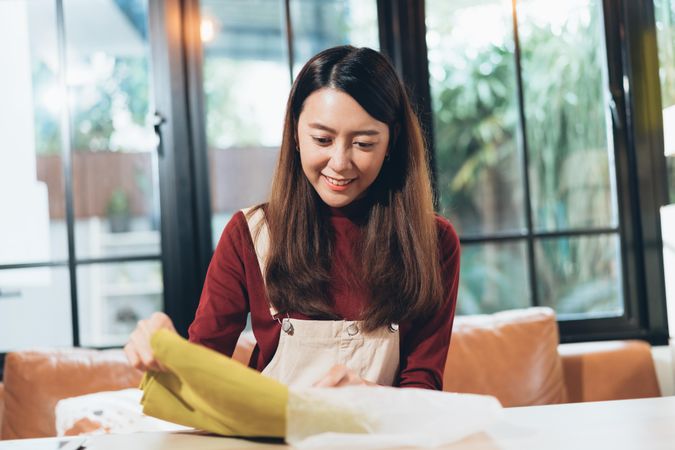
[337,370,362,387]
[148,312,176,333]
[137,319,153,341]
[129,327,161,371]
[313,365,349,387]
[123,313,177,373]
[123,342,142,370]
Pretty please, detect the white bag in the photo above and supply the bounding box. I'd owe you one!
[287,386,502,448]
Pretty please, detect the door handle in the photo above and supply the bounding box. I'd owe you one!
[153,111,167,157]
[608,91,623,131]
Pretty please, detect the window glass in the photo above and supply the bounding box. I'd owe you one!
[0,267,72,352]
[518,0,618,232]
[535,234,624,318]
[63,0,161,259]
[201,0,290,246]
[78,261,163,347]
[201,0,379,247]
[426,0,525,237]
[654,0,675,334]
[290,0,379,76]
[654,0,674,203]
[427,0,625,318]
[458,242,531,315]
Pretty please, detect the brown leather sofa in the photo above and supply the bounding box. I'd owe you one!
[442,308,660,405]
[0,307,661,440]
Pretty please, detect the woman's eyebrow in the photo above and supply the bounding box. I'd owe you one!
[308,122,380,136]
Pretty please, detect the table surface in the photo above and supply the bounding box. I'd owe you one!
[1,396,674,450]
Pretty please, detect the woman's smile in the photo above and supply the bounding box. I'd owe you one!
[322,174,356,191]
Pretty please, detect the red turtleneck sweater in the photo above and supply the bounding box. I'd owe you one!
[188,203,460,390]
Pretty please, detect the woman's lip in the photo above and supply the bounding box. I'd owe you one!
[322,174,354,191]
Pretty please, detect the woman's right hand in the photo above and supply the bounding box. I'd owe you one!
[123,312,177,372]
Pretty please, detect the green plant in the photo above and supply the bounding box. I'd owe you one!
[106,189,130,216]
[431,2,620,315]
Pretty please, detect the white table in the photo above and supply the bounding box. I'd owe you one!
[1,396,673,450]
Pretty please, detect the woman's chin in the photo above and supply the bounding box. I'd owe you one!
[317,191,356,208]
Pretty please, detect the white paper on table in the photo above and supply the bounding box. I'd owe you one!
[286,386,503,449]
[55,388,191,436]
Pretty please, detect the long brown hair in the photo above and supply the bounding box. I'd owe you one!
[255,46,443,331]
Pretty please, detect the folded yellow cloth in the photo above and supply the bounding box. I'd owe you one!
[140,329,288,437]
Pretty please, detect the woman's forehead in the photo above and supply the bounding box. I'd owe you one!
[299,88,388,132]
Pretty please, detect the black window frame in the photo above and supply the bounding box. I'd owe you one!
[377,0,669,344]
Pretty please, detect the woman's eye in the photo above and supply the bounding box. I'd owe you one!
[312,136,333,145]
[354,141,375,149]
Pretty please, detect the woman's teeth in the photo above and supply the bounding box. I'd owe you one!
[324,176,353,186]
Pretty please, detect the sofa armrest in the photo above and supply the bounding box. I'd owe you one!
[559,340,661,403]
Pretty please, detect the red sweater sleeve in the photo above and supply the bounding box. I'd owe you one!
[397,215,460,390]
[188,212,249,356]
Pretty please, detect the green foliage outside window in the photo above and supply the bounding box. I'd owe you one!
[33,57,149,155]
[431,2,622,317]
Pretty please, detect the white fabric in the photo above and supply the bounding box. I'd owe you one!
[286,386,503,448]
[243,207,400,388]
[55,388,190,436]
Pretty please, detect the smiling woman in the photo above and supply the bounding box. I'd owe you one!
[125,45,461,391]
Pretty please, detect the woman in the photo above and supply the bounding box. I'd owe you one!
[125,45,460,390]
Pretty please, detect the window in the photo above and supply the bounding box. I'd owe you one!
[198,0,379,248]
[0,0,162,352]
[426,0,624,320]
[192,0,669,342]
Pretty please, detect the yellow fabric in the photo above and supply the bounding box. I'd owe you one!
[139,329,288,437]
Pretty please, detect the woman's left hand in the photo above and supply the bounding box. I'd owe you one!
[312,364,376,387]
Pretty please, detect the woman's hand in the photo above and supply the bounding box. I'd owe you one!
[123,312,176,372]
[312,364,377,387]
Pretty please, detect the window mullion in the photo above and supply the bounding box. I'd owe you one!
[55,0,81,347]
[283,0,295,82]
[510,0,539,308]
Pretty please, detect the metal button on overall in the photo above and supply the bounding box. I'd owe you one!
[346,323,359,336]
[281,318,294,335]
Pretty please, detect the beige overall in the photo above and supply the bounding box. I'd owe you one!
[243,207,400,388]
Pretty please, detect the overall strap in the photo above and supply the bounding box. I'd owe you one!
[242,207,278,318]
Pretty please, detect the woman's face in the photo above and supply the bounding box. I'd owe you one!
[297,88,390,208]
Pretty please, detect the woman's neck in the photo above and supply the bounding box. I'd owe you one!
[320,195,373,219]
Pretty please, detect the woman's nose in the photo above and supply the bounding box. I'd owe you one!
[328,145,352,172]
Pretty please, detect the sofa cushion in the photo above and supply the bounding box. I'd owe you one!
[559,340,661,402]
[1,348,142,440]
[443,307,568,406]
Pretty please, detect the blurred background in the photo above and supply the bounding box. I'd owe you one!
[0,0,672,354]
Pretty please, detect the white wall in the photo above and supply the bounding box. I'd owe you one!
[0,2,72,351]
